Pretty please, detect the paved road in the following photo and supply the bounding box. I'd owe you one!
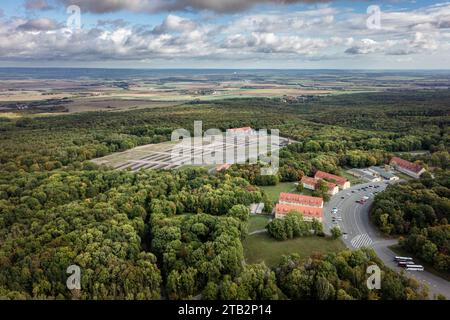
[249,229,267,236]
[324,181,450,298]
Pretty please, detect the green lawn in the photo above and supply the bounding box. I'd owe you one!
[392,171,414,181]
[260,182,313,203]
[248,215,271,233]
[243,233,346,267]
[389,245,450,282]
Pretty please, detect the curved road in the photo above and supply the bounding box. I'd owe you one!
[324,180,450,298]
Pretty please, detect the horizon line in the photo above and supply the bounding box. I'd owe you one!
[1,67,450,71]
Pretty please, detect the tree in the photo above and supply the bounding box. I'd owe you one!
[331,226,343,239]
[227,205,250,222]
[421,240,438,263]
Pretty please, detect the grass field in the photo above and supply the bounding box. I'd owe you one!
[248,215,271,233]
[392,171,414,181]
[389,245,450,282]
[260,182,314,203]
[243,233,346,267]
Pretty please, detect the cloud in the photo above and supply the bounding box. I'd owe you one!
[152,14,198,34]
[25,0,53,11]
[17,18,58,31]
[97,19,129,28]
[57,0,330,14]
[0,1,448,66]
[344,32,440,56]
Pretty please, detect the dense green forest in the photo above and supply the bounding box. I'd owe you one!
[0,90,449,299]
[275,248,429,300]
[371,171,450,272]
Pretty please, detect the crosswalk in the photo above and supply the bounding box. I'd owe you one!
[350,233,373,248]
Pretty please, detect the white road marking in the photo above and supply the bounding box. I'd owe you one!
[350,233,373,248]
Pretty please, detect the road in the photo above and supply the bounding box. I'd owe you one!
[323,180,450,298]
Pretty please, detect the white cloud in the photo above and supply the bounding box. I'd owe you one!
[0,2,448,66]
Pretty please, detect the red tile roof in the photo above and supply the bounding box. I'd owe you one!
[314,171,348,186]
[275,203,323,219]
[216,164,232,172]
[301,176,337,192]
[301,176,317,186]
[227,127,253,134]
[279,192,323,207]
[390,157,424,174]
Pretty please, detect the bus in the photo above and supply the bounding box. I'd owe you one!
[398,261,415,267]
[405,265,424,271]
[394,256,413,262]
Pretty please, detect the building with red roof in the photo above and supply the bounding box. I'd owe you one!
[279,192,324,208]
[227,127,255,135]
[389,157,426,179]
[314,170,350,190]
[215,163,232,172]
[300,176,339,196]
[275,203,323,222]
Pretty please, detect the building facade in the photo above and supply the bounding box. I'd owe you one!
[314,170,351,190]
[275,192,324,222]
[301,176,339,195]
[389,157,426,179]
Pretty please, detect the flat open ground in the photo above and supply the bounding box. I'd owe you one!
[0,77,338,114]
[248,215,272,233]
[91,133,289,172]
[243,233,345,267]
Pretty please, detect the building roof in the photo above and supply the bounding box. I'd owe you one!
[279,192,323,207]
[227,127,253,134]
[301,176,337,191]
[369,166,396,179]
[215,164,232,172]
[314,170,348,186]
[275,203,323,219]
[390,157,424,174]
[250,202,265,214]
[301,176,317,186]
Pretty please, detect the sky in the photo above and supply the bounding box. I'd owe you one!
[0,0,449,69]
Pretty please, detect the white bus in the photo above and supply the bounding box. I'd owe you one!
[394,256,413,262]
[398,261,415,267]
[406,265,424,271]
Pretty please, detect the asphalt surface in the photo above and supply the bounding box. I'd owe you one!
[324,180,450,298]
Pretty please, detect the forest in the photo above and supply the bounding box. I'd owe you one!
[0,169,430,300]
[371,170,450,273]
[0,90,449,299]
